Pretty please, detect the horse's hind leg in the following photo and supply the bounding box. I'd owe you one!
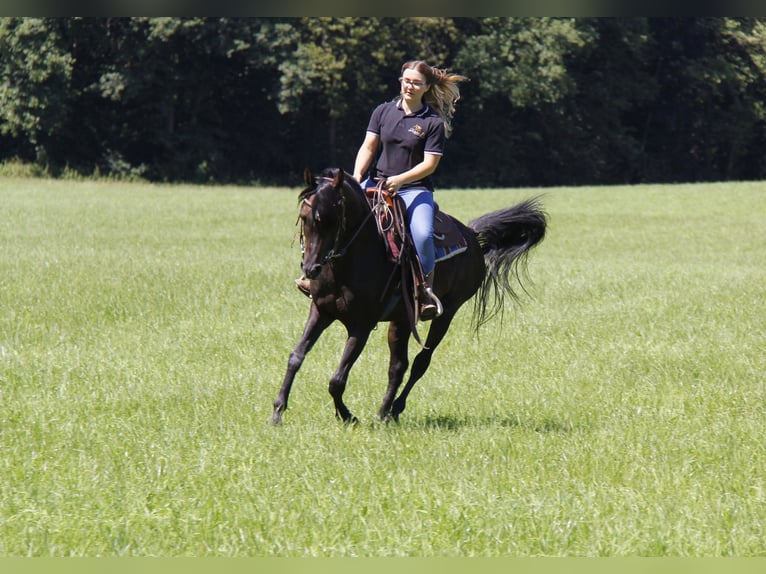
[271,305,332,425]
[390,310,456,421]
[379,320,410,421]
[328,325,373,424]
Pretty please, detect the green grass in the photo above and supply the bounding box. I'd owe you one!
[0,177,764,556]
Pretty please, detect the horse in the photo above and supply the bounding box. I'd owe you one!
[271,167,547,425]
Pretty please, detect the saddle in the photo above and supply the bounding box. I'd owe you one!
[364,186,467,264]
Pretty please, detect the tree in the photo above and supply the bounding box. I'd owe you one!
[450,18,593,185]
[73,17,281,180]
[0,18,73,165]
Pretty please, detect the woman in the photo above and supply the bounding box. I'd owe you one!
[298,60,468,320]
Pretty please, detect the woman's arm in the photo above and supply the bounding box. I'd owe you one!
[385,153,441,193]
[353,132,380,182]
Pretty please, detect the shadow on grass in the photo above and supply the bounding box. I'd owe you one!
[413,413,577,434]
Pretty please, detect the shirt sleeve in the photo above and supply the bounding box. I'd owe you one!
[424,120,446,156]
[366,102,387,136]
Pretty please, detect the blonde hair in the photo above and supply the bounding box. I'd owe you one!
[401,60,468,138]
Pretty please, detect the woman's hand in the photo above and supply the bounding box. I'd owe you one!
[385,176,402,193]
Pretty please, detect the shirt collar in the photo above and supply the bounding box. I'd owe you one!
[395,98,430,117]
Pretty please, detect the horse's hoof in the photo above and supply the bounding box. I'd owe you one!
[338,414,359,426]
[335,408,359,425]
[380,411,398,425]
[270,410,284,426]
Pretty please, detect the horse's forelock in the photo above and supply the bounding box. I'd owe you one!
[298,185,315,204]
[297,168,363,207]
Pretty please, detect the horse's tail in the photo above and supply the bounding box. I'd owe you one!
[468,196,547,327]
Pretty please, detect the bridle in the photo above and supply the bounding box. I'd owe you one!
[297,177,376,268]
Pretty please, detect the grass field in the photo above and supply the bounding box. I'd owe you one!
[0,176,765,556]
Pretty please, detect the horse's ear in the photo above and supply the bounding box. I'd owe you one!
[304,167,313,186]
[332,169,344,189]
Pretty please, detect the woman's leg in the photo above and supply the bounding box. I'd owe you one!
[398,188,435,275]
[398,187,441,319]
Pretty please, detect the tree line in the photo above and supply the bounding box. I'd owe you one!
[2,17,766,187]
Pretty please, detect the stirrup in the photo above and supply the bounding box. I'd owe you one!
[419,287,443,321]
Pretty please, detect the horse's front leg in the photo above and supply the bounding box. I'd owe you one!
[271,305,333,425]
[379,320,410,422]
[329,325,373,424]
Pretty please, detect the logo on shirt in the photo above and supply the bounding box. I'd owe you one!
[408,124,426,139]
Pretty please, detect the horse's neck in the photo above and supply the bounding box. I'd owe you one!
[342,188,373,234]
[336,191,385,266]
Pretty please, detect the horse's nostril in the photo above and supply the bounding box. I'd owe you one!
[304,264,322,279]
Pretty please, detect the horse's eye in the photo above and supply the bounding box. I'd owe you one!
[314,210,321,223]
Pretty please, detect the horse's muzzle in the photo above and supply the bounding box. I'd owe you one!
[303,263,322,279]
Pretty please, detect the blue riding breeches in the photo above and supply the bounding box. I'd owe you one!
[397,186,435,276]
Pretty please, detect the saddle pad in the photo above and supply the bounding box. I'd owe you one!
[433,210,468,262]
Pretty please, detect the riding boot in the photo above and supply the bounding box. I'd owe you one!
[418,271,443,321]
[294,275,312,298]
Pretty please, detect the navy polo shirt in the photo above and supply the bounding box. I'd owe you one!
[366,99,446,190]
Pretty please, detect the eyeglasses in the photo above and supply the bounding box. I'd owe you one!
[399,77,425,88]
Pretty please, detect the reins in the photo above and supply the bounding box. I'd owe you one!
[322,205,375,265]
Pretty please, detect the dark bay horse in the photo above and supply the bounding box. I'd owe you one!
[271,167,547,425]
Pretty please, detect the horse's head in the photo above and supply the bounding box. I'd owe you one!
[297,167,350,279]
